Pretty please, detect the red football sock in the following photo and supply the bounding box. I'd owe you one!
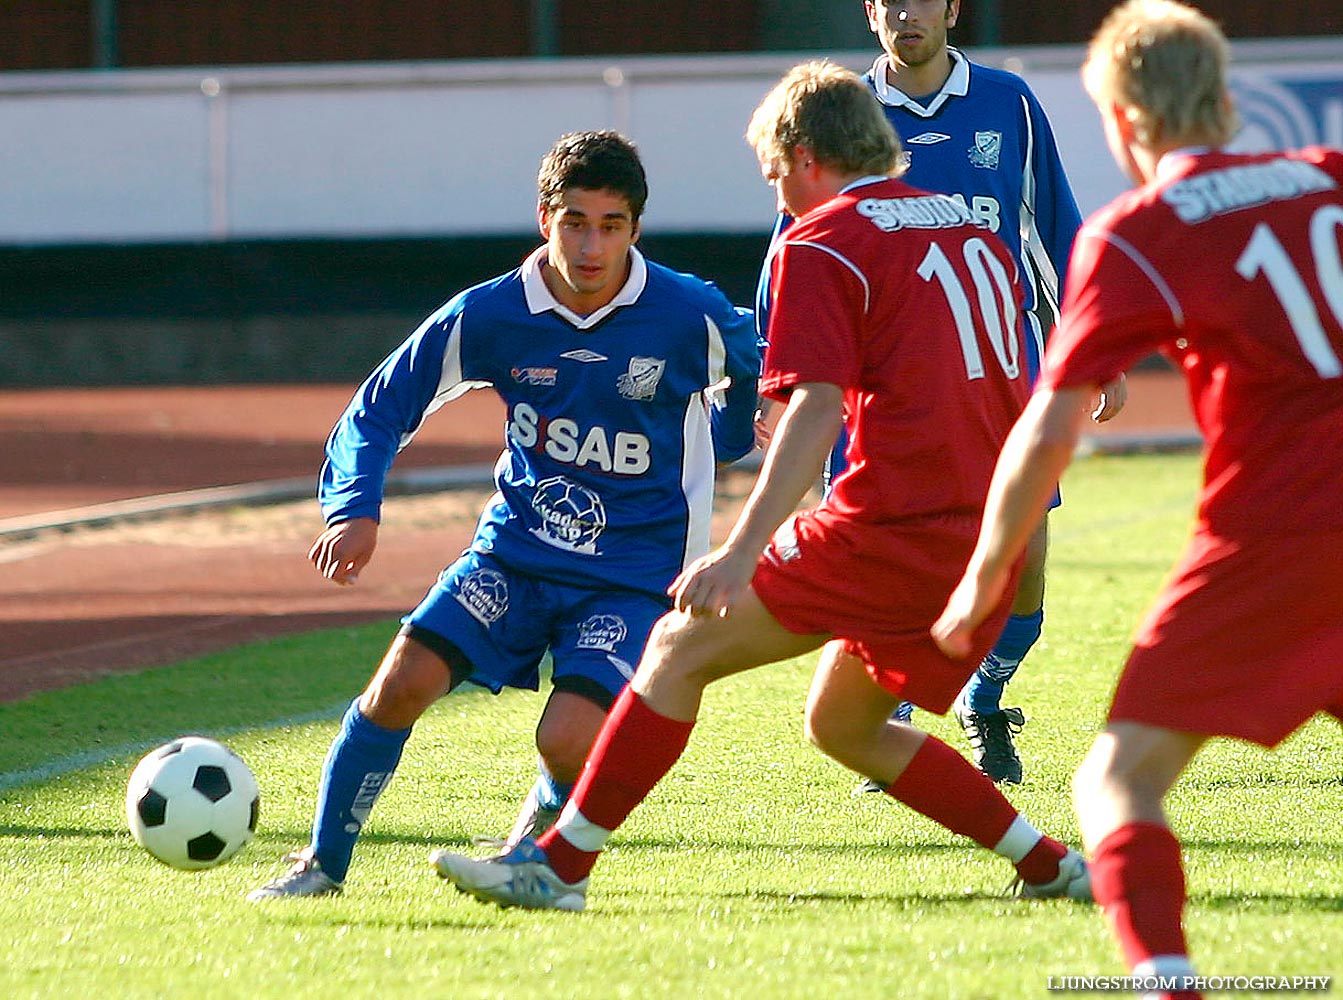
[1091,822,1190,970]
[883,735,1068,883]
[887,736,1035,853]
[1013,833,1070,885]
[537,687,694,883]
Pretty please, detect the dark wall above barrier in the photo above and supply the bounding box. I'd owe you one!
[0,234,771,387]
[4,2,1339,72]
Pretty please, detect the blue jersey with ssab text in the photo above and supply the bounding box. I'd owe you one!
[866,48,1081,359]
[320,246,759,599]
[754,49,1081,490]
[757,48,1081,368]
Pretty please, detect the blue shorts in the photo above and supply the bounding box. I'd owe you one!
[402,549,669,706]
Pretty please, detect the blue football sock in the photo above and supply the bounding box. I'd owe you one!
[310,698,411,882]
[531,761,574,813]
[962,608,1044,715]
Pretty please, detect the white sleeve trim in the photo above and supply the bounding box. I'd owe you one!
[782,240,871,314]
[1088,228,1185,327]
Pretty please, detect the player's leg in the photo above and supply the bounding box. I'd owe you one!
[860,519,1045,795]
[501,588,666,847]
[502,690,608,848]
[431,589,828,909]
[1073,722,1206,996]
[808,643,1090,897]
[952,309,1053,784]
[532,592,826,858]
[953,515,1049,783]
[852,697,916,794]
[249,550,533,901]
[247,628,466,900]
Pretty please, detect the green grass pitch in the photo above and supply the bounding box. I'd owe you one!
[0,452,1339,999]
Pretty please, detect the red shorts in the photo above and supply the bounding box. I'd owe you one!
[750,506,1019,714]
[1111,526,1343,747]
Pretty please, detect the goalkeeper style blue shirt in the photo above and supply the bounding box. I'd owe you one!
[320,246,760,600]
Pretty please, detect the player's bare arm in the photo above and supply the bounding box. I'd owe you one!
[670,382,842,617]
[308,516,379,586]
[932,386,1092,657]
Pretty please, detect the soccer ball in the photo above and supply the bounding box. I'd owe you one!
[125,736,260,870]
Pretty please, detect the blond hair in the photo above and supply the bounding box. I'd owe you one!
[1083,0,1238,147]
[746,60,903,177]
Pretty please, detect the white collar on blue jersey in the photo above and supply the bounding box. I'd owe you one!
[521,245,649,330]
[868,46,970,118]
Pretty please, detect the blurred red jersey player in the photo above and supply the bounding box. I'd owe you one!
[933,3,1343,997]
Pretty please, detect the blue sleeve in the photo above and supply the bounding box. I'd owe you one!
[318,302,465,524]
[753,212,793,348]
[710,303,762,465]
[1025,93,1083,298]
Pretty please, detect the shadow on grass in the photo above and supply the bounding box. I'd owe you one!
[1180,837,1341,854]
[0,823,123,840]
[1191,893,1343,913]
[249,907,506,932]
[712,887,1028,906]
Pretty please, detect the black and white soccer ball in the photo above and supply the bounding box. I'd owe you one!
[125,736,260,870]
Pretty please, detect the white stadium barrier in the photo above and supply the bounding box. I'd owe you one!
[0,39,1340,245]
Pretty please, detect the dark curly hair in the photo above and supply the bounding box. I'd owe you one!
[537,130,649,221]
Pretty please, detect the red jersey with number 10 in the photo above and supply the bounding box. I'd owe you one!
[1042,147,1343,537]
[759,177,1030,521]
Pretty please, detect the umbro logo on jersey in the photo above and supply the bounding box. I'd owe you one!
[907,132,951,145]
[560,348,608,363]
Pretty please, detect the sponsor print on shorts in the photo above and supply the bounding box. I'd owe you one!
[576,613,628,653]
[530,476,608,554]
[453,568,510,626]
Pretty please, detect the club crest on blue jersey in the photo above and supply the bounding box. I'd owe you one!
[530,476,607,553]
[576,613,628,653]
[616,356,666,400]
[452,568,510,626]
[512,366,557,386]
[969,131,1003,169]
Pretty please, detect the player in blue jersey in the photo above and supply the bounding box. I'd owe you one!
[758,0,1125,783]
[247,130,759,900]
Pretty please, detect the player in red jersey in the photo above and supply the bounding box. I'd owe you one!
[932,3,1343,997]
[429,60,1093,911]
